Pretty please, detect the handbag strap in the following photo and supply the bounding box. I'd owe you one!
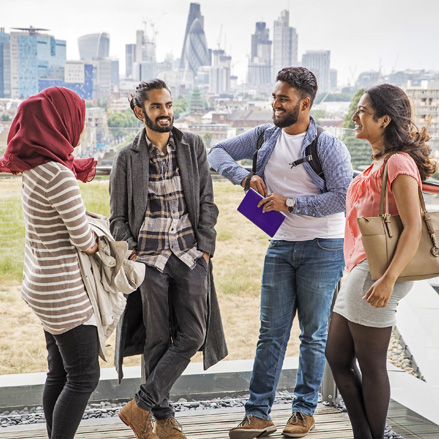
[379,161,396,217]
[380,161,439,255]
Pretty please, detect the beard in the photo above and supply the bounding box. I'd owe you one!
[272,100,301,128]
[144,113,174,133]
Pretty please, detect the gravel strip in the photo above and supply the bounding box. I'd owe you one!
[0,391,405,438]
[388,328,422,379]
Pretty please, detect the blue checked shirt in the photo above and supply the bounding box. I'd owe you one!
[208,117,353,217]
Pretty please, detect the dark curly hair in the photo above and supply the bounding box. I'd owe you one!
[129,79,171,118]
[276,67,318,107]
[366,83,437,181]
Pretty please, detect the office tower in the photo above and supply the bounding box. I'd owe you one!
[302,50,331,93]
[111,59,119,85]
[125,43,136,78]
[136,29,156,66]
[180,3,210,75]
[330,69,338,90]
[209,49,231,94]
[0,29,10,98]
[133,27,157,81]
[39,61,97,100]
[77,32,119,97]
[180,3,204,66]
[248,22,272,86]
[78,33,110,60]
[10,27,66,99]
[272,10,298,77]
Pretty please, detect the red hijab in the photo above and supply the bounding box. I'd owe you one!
[0,87,96,182]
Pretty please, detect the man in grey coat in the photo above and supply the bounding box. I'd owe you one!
[110,79,227,439]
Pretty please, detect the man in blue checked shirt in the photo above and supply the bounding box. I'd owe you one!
[208,67,352,439]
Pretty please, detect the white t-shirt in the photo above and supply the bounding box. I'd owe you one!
[264,130,345,241]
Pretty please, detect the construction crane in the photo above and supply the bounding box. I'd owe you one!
[12,26,49,35]
[217,25,223,50]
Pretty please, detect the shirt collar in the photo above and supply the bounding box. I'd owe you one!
[145,132,175,157]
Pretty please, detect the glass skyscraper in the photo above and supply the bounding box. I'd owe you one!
[248,22,272,86]
[0,30,10,98]
[10,30,66,99]
[180,3,210,75]
[302,50,331,93]
[78,33,110,61]
[272,10,298,77]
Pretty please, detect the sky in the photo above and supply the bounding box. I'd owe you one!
[2,0,439,86]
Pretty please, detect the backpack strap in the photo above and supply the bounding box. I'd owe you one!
[288,126,325,179]
[244,129,265,191]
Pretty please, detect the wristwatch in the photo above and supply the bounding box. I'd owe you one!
[286,198,295,212]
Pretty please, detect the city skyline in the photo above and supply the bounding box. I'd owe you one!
[1,0,439,86]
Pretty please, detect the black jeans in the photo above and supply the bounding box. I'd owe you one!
[135,254,208,419]
[43,325,100,439]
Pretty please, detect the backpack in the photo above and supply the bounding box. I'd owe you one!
[244,126,325,191]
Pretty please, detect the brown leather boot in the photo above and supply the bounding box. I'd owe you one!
[229,415,276,439]
[118,398,159,439]
[155,417,187,439]
[282,412,315,438]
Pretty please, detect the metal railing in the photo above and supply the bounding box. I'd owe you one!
[2,165,439,405]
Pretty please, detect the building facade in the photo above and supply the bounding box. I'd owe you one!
[125,26,157,82]
[78,33,110,61]
[77,32,119,98]
[10,29,66,99]
[125,43,136,78]
[209,49,231,95]
[302,50,331,93]
[0,29,10,98]
[248,22,272,86]
[406,85,439,156]
[180,3,205,68]
[181,18,210,76]
[272,10,298,77]
[39,61,97,100]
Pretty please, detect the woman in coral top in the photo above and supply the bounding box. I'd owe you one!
[325,84,436,439]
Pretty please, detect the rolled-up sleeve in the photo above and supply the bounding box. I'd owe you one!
[208,124,270,185]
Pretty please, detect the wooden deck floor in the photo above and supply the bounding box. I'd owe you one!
[0,406,354,439]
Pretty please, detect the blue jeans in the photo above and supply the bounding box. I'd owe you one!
[245,239,344,419]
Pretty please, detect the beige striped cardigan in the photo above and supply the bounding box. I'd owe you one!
[21,161,96,335]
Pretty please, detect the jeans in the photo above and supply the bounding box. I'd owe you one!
[135,254,208,419]
[245,238,344,419]
[43,325,100,439]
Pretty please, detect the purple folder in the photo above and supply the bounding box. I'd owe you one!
[237,188,286,237]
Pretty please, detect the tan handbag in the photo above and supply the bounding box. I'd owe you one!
[357,162,439,281]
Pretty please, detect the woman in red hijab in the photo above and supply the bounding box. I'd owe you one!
[1,87,100,439]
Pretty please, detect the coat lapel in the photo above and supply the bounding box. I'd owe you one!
[131,129,150,233]
[175,131,196,223]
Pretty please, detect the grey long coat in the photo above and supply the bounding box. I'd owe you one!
[109,127,228,380]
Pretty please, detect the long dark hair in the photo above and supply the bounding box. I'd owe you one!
[366,83,436,181]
